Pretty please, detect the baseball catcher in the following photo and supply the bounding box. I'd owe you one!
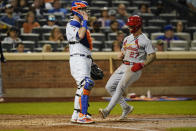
[66,1,96,124]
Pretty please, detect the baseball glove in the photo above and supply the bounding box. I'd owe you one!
[91,62,104,80]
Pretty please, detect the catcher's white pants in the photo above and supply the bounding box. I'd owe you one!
[105,64,142,112]
[69,56,92,119]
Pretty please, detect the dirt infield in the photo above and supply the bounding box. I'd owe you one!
[0,114,196,131]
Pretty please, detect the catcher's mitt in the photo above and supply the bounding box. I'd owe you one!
[91,62,104,80]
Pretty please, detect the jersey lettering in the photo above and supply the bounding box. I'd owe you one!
[126,39,139,58]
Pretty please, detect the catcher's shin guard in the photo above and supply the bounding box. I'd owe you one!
[80,77,94,115]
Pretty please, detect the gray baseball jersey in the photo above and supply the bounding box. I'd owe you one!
[122,33,155,63]
[104,33,155,113]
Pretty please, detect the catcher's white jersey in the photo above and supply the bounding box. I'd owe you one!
[66,19,91,56]
[122,33,155,63]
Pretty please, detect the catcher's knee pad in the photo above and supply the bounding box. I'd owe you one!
[81,77,94,95]
[80,77,94,114]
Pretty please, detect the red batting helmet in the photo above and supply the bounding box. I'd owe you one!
[126,15,142,33]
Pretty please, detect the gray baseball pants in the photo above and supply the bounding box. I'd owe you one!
[105,63,142,112]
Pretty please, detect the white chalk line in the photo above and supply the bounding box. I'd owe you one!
[127,117,196,121]
[49,122,156,131]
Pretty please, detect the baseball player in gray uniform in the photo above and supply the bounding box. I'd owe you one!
[66,1,94,124]
[99,15,156,120]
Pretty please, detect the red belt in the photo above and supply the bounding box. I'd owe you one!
[123,61,134,65]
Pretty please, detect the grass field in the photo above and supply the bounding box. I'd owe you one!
[0,101,196,131]
[0,100,196,115]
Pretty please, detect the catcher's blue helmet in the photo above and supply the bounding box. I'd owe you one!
[71,1,88,20]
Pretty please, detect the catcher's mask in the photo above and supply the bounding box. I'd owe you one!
[71,1,89,20]
[126,15,142,33]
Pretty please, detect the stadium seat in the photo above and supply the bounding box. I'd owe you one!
[16,19,25,27]
[190,40,196,51]
[170,19,188,26]
[22,41,35,51]
[104,40,113,49]
[148,19,167,28]
[112,1,130,7]
[168,40,189,51]
[174,32,191,43]
[21,33,39,42]
[159,13,177,22]
[143,26,162,36]
[32,27,52,41]
[38,41,61,51]
[1,42,13,52]
[34,47,43,52]
[10,47,31,52]
[58,19,68,26]
[62,41,68,47]
[38,19,47,26]
[92,40,103,51]
[100,27,111,33]
[185,26,196,39]
[91,1,109,7]
[193,32,196,40]
[10,48,17,52]
[44,13,63,20]
[92,48,99,52]
[56,47,65,52]
[127,7,138,14]
[20,13,27,19]
[108,33,117,41]
[0,33,7,40]
[0,13,6,17]
[102,48,112,52]
[132,1,150,6]
[59,27,66,34]
[149,6,157,13]
[151,32,164,40]
[93,13,101,18]
[52,14,64,20]
[43,33,50,41]
[89,7,102,16]
[91,33,106,42]
[140,13,155,22]
[109,7,118,11]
